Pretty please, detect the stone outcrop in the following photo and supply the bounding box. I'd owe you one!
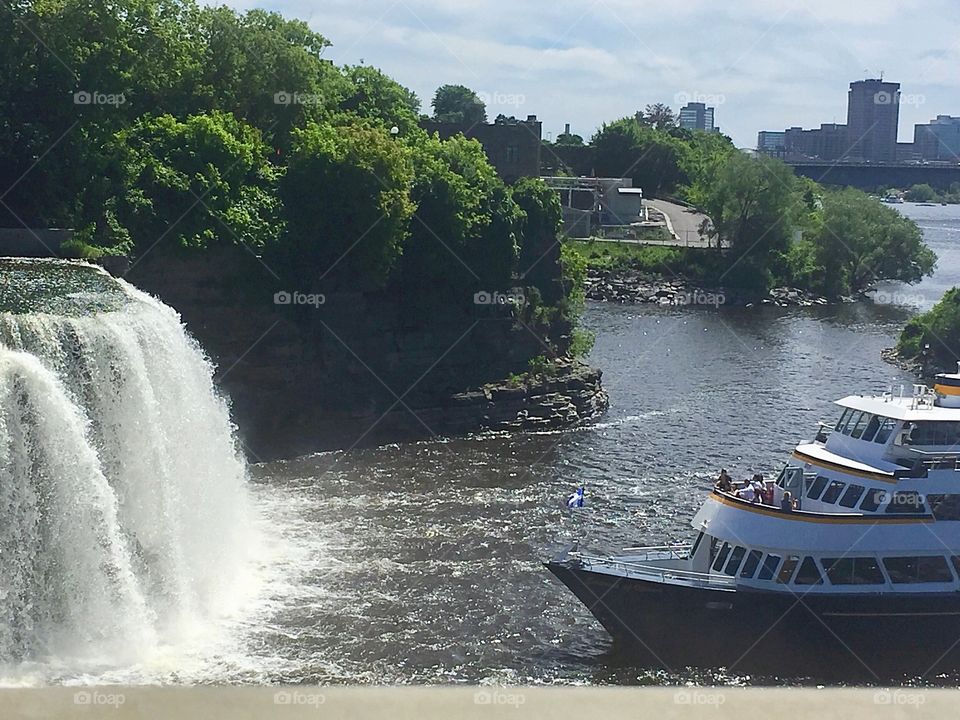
[585,267,835,307]
[122,249,609,459]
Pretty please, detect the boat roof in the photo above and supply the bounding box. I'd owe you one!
[836,394,960,421]
[794,442,901,476]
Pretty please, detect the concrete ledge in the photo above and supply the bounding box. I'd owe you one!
[0,687,954,719]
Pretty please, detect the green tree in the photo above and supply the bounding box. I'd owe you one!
[399,134,520,305]
[811,188,936,295]
[339,65,421,135]
[591,118,689,195]
[699,153,798,292]
[512,178,564,303]
[77,111,282,255]
[430,84,487,125]
[636,103,678,131]
[555,132,584,146]
[904,183,939,203]
[898,288,960,367]
[279,119,414,287]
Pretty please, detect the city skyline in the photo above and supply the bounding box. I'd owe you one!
[216,0,960,148]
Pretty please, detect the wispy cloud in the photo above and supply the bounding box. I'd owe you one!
[217,0,960,147]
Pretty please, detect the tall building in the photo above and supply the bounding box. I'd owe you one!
[679,102,717,132]
[757,131,786,157]
[782,124,847,161]
[845,79,900,162]
[914,115,960,161]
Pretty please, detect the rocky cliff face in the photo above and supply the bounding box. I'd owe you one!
[125,250,608,459]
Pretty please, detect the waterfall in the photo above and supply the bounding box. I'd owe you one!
[0,260,254,672]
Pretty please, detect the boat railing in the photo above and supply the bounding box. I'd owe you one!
[618,544,692,561]
[572,552,737,589]
[900,448,960,471]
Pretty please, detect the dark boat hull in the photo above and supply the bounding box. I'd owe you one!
[546,559,960,680]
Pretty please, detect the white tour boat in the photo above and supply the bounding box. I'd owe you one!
[547,368,960,676]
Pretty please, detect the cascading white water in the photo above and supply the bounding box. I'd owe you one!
[0,260,255,676]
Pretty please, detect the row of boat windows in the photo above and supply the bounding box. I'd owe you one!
[834,409,960,447]
[834,409,897,443]
[803,476,960,519]
[804,475,926,513]
[710,541,960,585]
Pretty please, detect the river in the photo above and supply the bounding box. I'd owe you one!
[3,203,959,687]
[220,202,960,687]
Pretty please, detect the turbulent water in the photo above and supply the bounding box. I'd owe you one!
[0,260,256,684]
[2,203,960,687]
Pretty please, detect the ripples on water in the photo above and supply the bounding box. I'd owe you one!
[236,204,960,687]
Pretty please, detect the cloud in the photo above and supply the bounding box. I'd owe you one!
[214,0,960,147]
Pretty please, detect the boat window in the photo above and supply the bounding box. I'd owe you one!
[777,556,800,584]
[950,557,960,578]
[884,491,925,514]
[690,531,706,559]
[859,488,885,512]
[740,550,763,578]
[793,556,824,585]
[834,408,852,431]
[838,484,866,509]
[724,546,747,576]
[904,421,960,446]
[840,411,863,436]
[806,475,828,500]
[928,495,960,521]
[712,542,731,572]
[758,554,781,581]
[821,557,885,585]
[849,413,871,439]
[883,556,953,583]
[874,417,897,444]
[861,415,882,442]
[709,535,719,562]
[821,480,846,504]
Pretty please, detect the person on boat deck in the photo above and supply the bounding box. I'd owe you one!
[751,474,765,504]
[762,479,775,506]
[781,491,795,511]
[737,481,756,502]
[715,469,733,492]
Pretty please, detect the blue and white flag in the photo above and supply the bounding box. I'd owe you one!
[566,486,585,509]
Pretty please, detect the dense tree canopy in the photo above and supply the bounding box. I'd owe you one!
[430,84,487,126]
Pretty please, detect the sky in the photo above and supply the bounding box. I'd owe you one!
[220,0,960,148]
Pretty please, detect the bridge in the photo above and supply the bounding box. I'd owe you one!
[786,161,960,190]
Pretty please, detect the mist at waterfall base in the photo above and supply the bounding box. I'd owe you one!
[0,260,267,685]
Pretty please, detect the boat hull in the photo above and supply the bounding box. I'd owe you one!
[546,559,960,680]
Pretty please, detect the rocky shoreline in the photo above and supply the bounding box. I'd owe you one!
[586,268,844,307]
[444,359,609,433]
